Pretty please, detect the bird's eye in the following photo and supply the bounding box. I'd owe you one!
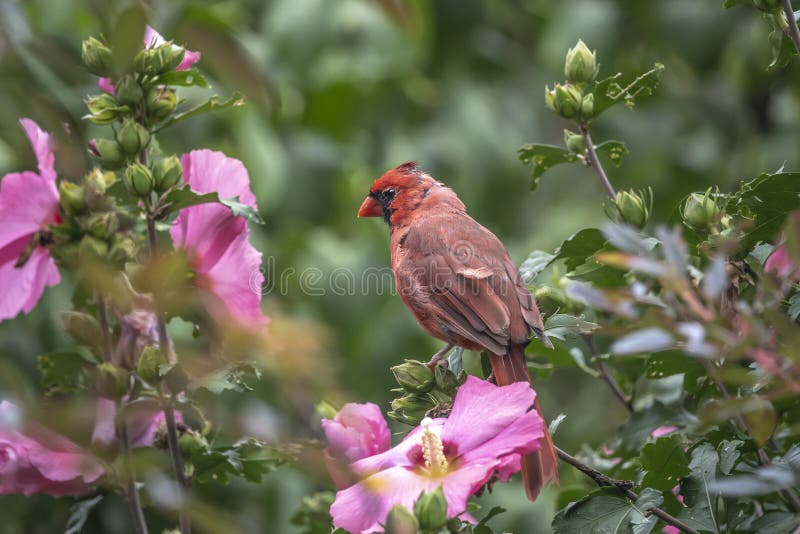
[381,188,397,201]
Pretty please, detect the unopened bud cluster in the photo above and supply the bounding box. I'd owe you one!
[388,359,465,426]
[682,187,722,231]
[545,39,600,123]
[612,188,653,229]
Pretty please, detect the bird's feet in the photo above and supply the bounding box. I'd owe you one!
[426,343,455,369]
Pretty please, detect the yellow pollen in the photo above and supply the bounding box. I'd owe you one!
[420,417,448,474]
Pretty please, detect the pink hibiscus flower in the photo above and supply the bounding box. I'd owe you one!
[98,25,201,95]
[764,243,800,282]
[322,403,391,489]
[169,150,267,327]
[328,376,545,533]
[0,401,103,496]
[92,398,181,449]
[0,119,60,322]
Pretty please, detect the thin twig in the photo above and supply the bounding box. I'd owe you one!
[580,125,616,200]
[119,405,149,534]
[97,295,113,364]
[585,335,634,412]
[556,447,700,534]
[781,0,800,58]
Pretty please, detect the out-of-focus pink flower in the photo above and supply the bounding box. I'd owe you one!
[765,244,800,282]
[170,150,267,328]
[0,119,60,322]
[0,401,102,496]
[322,403,391,489]
[114,309,160,369]
[92,398,180,449]
[651,426,679,439]
[99,25,201,95]
[329,376,544,533]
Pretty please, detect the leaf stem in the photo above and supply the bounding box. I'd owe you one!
[555,447,700,534]
[580,125,617,200]
[585,335,634,412]
[97,294,113,364]
[780,0,800,58]
[118,404,149,534]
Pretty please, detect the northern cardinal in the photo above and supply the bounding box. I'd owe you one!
[358,161,558,501]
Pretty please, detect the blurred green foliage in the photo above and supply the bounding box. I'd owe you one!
[2,0,800,532]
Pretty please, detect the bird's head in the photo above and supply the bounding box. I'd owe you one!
[358,161,464,227]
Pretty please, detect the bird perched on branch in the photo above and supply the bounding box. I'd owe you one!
[357,161,558,501]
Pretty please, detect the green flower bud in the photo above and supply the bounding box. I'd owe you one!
[109,237,138,265]
[385,504,420,534]
[85,94,121,124]
[50,242,80,269]
[84,169,115,212]
[79,234,109,260]
[125,163,154,197]
[580,93,594,120]
[391,360,435,393]
[614,189,651,228]
[87,212,119,239]
[58,181,86,214]
[545,85,556,112]
[179,431,208,458]
[95,363,130,399]
[549,83,582,119]
[117,119,150,155]
[153,156,183,192]
[81,37,113,76]
[146,86,178,121]
[433,365,459,395]
[564,39,599,84]
[89,139,126,169]
[682,188,720,230]
[390,394,434,425]
[115,76,144,107]
[156,43,186,72]
[563,129,586,153]
[62,311,102,349]
[137,346,165,383]
[413,486,448,531]
[753,0,781,12]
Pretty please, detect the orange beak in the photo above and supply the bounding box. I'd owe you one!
[357,196,382,218]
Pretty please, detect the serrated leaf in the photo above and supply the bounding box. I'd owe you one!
[552,487,654,534]
[553,229,607,270]
[38,351,96,394]
[709,465,798,496]
[592,63,665,117]
[601,222,660,256]
[620,403,693,452]
[520,250,556,282]
[190,362,262,394]
[767,14,796,70]
[65,495,103,534]
[639,435,690,492]
[718,440,743,476]
[154,92,245,132]
[645,351,705,393]
[164,187,264,224]
[594,140,629,167]
[729,172,800,251]
[678,443,720,533]
[697,396,777,446]
[155,68,209,88]
[220,196,265,224]
[517,143,579,191]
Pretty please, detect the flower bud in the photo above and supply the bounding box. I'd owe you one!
[580,93,594,120]
[58,181,86,214]
[390,394,435,425]
[136,346,164,384]
[88,212,119,239]
[95,363,130,399]
[413,486,448,531]
[146,86,178,121]
[135,43,185,75]
[178,431,208,458]
[117,119,150,155]
[125,164,154,197]
[391,360,435,394]
[79,234,109,260]
[614,189,651,228]
[109,237,138,265]
[115,76,144,107]
[384,504,420,534]
[50,242,80,270]
[548,83,583,119]
[564,39,599,84]
[89,139,126,169]
[682,188,720,230]
[753,0,781,12]
[84,169,114,212]
[433,365,459,395]
[153,156,183,192]
[85,94,121,124]
[81,37,113,76]
[62,311,102,349]
[563,129,585,153]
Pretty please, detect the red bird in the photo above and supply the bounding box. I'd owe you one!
[358,161,558,501]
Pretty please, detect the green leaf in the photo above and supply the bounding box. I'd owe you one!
[620,403,693,452]
[697,396,777,446]
[552,487,658,534]
[476,506,506,527]
[290,491,337,534]
[552,229,607,270]
[541,314,599,377]
[678,443,720,533]
[164,187,265,224]
[154,92,245,132]
[594,140,629,167]
[38,351,96,394]
[190,362,262,394]
[729,172,800,251]
[545,314,601,336]
[639,435,690,492]
[717,440,743,476]
[708,465,797,496]
[645,351,706,393]
[110,4,146,76]
[748,511,800,533]
[65,495,103,534]
[154,68,209,88]
[192,438,293,484]
[520,250,556,283]
[517,143,579,191]
[789,292,800,321]
[220,196,266,225]
[592,63,665,117]
[767,13,796,70]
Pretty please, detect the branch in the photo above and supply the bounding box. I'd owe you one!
[97,295,113,364]
[556,447,700,534]
[781,0,800,58]
[585,335,634,412]
[118,404,149,534]
[580,125,617,200]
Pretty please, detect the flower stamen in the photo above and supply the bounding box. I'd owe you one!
[420,417,448,474]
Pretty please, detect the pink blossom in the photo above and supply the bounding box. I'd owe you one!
[764,244,800,281]
[651,426,678,439]
[92,398,179,449]
[0,119,60,322]
[329,376,544,533]
[322,403,391,489]
[170,150,267,327]
[99,25,201,95]
[0,401,103,496]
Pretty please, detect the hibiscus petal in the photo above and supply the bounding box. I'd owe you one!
[178,49,201,71]
[351,419,446,475]
[0,168,58,251]
[181,150,256,206]
[458,409,543,470]
[331,466,432,534]
[19,119,55,181]
[442,376,536,454]
[143,25,166,48]
[0,248,60,321]
[98,77,116,95]
[440,461,498,518]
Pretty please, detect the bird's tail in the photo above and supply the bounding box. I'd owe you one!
[489,345,559,502]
